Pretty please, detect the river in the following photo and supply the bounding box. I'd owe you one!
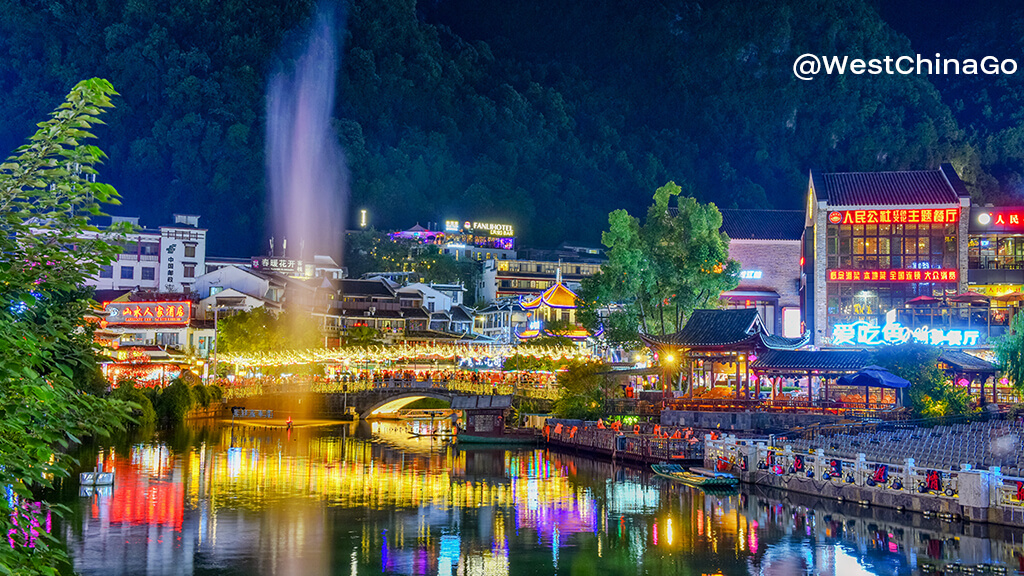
[57,421,1024,575]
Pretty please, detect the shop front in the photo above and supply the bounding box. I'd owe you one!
[804,165,973,346]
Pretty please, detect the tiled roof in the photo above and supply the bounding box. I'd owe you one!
[402,307,430,319]
[642,309,761,347]
[817,166,963,207]
[339,279,396,297]
[450,306,475,322]
[640,309,808,349]
[719,209,805,240]
[751,349,869,372]
[521,282,579,309]
[939,350,997,372]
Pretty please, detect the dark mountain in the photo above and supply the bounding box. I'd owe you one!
[0,0,1021,256]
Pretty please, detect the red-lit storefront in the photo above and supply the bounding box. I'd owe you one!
[804,166,971,346]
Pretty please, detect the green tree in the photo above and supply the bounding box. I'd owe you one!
[871,344,972,418]
[0,78,134,574]
[578,182,740,342]
[553,360,614,420]
[217,307,322,354]
[995,312,1024,395]
[344,325,383,346]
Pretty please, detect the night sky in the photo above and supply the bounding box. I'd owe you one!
[2,0,1024,256]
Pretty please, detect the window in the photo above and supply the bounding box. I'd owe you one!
[183,263,196,278]
[99,265,113,278]
[140,242,159,255]
[184,244,197,258]
[141,267,155,280]
[120,267,134,280]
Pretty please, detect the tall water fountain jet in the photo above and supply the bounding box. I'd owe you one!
[267,2,348,264]
[266,3,347,417]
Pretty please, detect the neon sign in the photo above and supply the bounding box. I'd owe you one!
[974,208,1024,231]
[831,321,980,346]
[104,301,190,325]
[828,269,958,282]
[739,270,763,279]
[828,208,959,225]
[444,219,514,236]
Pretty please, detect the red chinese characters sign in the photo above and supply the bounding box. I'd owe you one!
[103,301,191,325]
[827,269,958,282]
[828,208,959,225]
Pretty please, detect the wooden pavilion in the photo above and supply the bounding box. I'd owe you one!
[639,309,808,400]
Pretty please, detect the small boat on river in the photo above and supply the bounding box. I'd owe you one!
[454,427,538,445]
[652,463,738,489]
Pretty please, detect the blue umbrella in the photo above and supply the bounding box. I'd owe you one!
[837,365,910,389]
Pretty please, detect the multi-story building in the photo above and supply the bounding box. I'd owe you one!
[718,209,805,337]
[390,221,517,261]
[85,214,207,294]
[480,258,602,303]
[802,164,972,346]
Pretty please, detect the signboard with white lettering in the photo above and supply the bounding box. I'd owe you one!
[830,321,980,347]
[251,257,314,278]
[444,219,514,237]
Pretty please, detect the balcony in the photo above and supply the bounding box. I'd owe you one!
[117,253,159,262]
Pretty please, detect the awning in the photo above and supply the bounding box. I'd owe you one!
[720,290,780,300]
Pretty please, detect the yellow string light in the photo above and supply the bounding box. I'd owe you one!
[220,342,591,368]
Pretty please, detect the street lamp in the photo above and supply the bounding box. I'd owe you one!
[207,304,220,385]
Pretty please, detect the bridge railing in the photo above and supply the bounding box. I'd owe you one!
[222,376,558,400]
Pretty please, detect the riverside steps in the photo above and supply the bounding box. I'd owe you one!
[704,419,1024,527]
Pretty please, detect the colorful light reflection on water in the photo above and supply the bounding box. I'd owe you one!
[59,423,1024,575]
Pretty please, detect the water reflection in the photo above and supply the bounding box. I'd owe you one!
[60,423,1024,575]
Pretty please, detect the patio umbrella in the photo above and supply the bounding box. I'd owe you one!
[993,291,1024,302]
[948,291,990,304]
[836,365,910,389]
[906,295,940,305]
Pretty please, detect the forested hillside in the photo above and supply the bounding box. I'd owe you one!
[0,0,1020,255]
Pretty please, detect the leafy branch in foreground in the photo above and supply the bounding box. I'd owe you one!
[0,78,134,575]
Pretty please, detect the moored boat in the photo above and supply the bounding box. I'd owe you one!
[652,463,738,489]
[454,427,538,445]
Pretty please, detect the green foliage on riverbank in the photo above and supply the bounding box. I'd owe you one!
[0,78,135,575]
[871,344,971,418]
[996,313,1024,395]
[553,361,614,420]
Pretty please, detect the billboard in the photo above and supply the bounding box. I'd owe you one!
[104,302,191,325]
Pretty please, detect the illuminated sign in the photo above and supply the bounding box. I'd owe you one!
[831,321,980,347]
[974,208,1024,231]
[443,219,514,236]
[828,208,959,225]
[104,301,191,325]
[251,257,314,278]
[827,269,957,282]
[457,356,503,369]
[739,270,763,279]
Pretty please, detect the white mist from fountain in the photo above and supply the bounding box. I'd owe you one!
[267,2,348,264]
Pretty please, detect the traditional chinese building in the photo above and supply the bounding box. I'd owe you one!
[514,270,595,340]
[803,164,972,347]
[640,309,808,400]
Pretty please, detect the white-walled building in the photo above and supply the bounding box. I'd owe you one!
[192,265,286,319]
[84,214,207,293]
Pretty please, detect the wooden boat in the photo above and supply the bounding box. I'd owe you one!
[454,427,538,445]
[651,464,738,489]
